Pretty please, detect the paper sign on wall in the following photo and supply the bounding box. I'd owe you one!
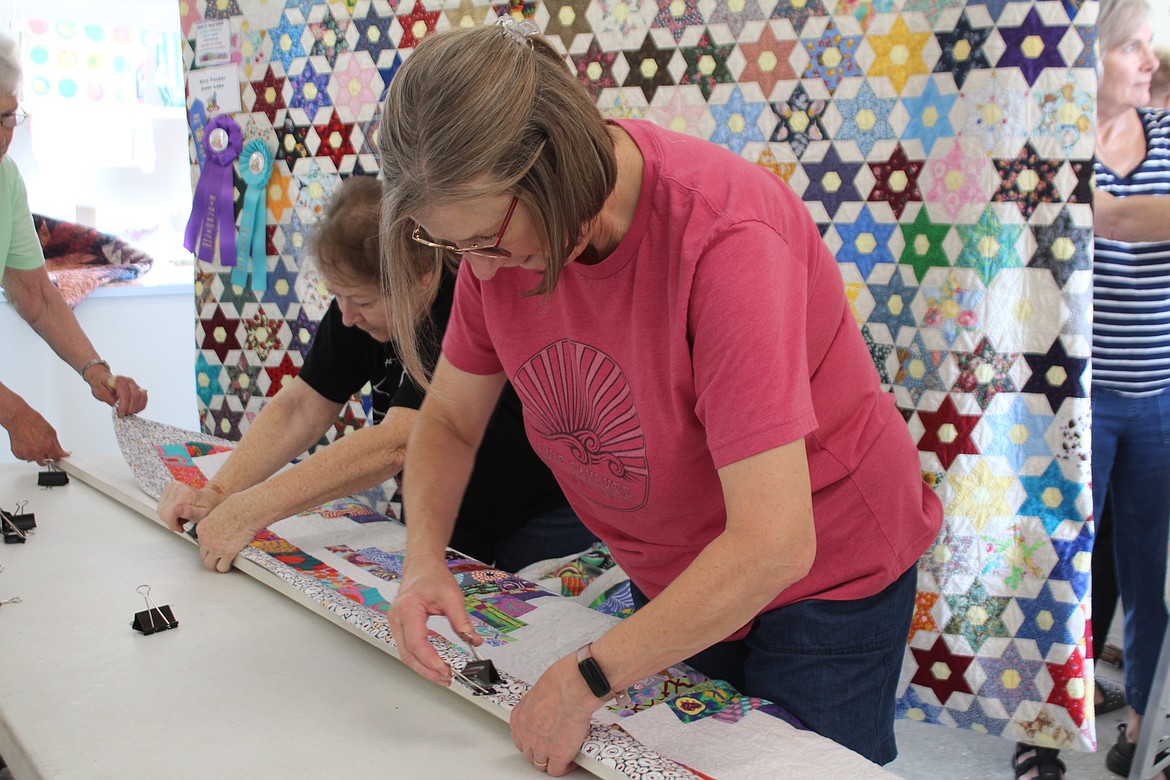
[194,19,232,68]
[187,63,242,116]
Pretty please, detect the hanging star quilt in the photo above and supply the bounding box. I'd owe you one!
[180,0,1099,752]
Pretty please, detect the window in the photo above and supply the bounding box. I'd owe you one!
[3,1,193,266]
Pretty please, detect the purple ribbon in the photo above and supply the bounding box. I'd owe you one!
[183,114,242,266]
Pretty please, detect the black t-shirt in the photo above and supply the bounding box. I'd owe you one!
[297,269,569,562]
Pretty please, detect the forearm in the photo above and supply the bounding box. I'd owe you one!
[587,441,816,694]
[1095,192,1170,243]
[206,380,339,497]
[592,524,812,693]
[236,412,412,526]
[0,381,31,429]
[401,410,478,563]
[12,273,103,375]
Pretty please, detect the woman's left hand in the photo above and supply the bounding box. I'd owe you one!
[510,654,601,775]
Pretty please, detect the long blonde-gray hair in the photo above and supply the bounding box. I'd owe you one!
[1097,0,1150,54]
[377,22,617,387]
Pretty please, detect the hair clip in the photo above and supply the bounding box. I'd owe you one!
[494,17,539,47]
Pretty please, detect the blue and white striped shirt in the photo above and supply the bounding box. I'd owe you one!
[1093,107,1170,397]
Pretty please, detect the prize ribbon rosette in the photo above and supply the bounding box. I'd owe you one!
[232,139,273,292]
[183,114,242,265]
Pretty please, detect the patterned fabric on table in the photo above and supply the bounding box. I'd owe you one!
[34,214,154,307]
[180,0,1098,751]
[112,413,903,780]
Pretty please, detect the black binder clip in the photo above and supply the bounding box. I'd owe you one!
[131,584,178,635]
[1,511,27,544]
[37,461,68,488]
[452,634,501,695]
[5,501,36,532]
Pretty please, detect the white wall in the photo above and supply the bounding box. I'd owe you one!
[0,268,200,465]
[1154,4,1170,50]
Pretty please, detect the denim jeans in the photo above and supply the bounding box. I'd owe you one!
[492,504,599,573]
[1091,384,1170,715]
[631,564,918,765]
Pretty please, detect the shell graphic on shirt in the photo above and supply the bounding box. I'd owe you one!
[513,339,648,512]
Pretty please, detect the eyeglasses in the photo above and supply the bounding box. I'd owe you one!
[411,196,518,259]
[0,110,28,129]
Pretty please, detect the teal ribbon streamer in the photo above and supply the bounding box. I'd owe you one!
[232,139,273,292]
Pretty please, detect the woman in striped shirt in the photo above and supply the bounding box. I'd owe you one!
[1091,0,1170,776]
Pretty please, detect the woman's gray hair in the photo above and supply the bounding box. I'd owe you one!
[1098,0,1150,54]
[377,23,616,386]
[0,34,21,98]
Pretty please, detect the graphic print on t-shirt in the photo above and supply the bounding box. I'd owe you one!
[368,356,397,424]
[512,339,648,511]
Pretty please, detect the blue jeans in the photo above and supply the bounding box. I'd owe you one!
[493,504,599,573]
[631,565,918,765]
[1091,385,1170,715]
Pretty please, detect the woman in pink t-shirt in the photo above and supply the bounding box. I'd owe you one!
[379,21,942,776]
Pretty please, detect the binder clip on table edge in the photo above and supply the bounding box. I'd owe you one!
[37,461,68,487]
[452,633,501,696]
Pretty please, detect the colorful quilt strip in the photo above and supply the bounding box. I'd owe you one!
[180,0,1097,752]
[112,415,893,778]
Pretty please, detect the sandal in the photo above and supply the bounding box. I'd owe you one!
[1012,742,1066,780]
[1105,722,1169,777]
[1095,677,1127,715]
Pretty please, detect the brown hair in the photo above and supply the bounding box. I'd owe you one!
[377,22,617,386]
[1151,47,1170,107]
[307,174,382,287]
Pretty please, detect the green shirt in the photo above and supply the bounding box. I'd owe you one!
[0,155,45,280]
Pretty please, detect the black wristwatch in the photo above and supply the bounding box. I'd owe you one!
[576,643,632,707]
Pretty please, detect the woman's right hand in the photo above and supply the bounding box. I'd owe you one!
[388,559,477,685]
[157,481,225,532]
[3,403,69,465]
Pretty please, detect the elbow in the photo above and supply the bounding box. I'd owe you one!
[745,509,816,586]
[787,522,817,581]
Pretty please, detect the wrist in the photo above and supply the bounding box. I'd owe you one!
[204,479,230,504]
[79,358,110,383]
[574,642,632,708]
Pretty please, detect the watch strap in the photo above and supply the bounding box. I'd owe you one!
[576,643,631,707]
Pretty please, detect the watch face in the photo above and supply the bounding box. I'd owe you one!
[578,654,612,699]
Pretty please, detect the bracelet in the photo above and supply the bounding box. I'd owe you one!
[79,358,110,381]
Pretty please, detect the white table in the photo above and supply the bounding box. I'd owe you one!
[0,458,567,779]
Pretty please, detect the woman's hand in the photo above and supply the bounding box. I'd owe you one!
[157,481,225,532]
[510,654,600,775]
[85,365,148,417]
[194,492,267,573]
[388,559,476,685]
[3,402,69,465]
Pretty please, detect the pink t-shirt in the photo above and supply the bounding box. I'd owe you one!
[443,119,942,638]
